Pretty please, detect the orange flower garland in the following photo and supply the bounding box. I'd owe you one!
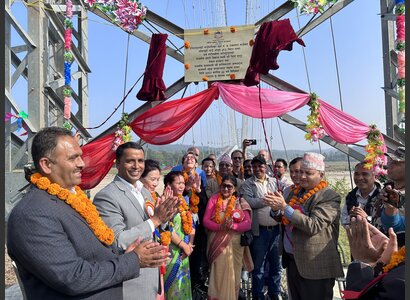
[182,170,200,214]
[178,195,193,235]
[214,194,236,224]
[216,173,222,185]
[30,173,114,245]
[151,192,158,203]
[160,231,172,246]
[383,246,405,273]
[282,180,328,225]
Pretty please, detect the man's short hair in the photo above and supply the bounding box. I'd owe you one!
[354,162,375,174]
[201,157,215,167]
[187,146,200,155]
[231,149,243,158]
[289,157,303,168]
[31,126,73,171]
[115,142,144,162]
[275,158,288,169]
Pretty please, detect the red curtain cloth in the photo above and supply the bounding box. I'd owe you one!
[131,85,219,145]
[136,33,168,101]
[79,133,116,190]
[243,19,305,86]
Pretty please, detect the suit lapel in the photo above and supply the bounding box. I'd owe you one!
[113,176,147,220]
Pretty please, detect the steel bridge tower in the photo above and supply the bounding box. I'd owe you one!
[5,0,91,217]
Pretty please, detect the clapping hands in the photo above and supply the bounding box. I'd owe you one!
[152,186,180,226]
[345,216,391,265]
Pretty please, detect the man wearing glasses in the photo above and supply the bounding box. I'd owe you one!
[231,150,245,180]
[239,155,282,300]
[219,153,244,190]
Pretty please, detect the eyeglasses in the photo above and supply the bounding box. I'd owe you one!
[221,184,234,190]
[219,163,232,167]
[232,157,243,160]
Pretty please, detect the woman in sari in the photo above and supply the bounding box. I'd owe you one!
[163,171,195,300]
[203,175,252,300]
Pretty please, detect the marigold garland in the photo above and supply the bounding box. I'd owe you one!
[160,231,171,246]
[282,180,328,225]
[178,195,193,235]
[216,173,222,185]
[30,173,114,245]
[214,194,236,224]
[383,246,405,273]
[182,170,200,214]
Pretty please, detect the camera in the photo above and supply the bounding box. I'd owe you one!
[384,189,403,208]
[248,139,257,145]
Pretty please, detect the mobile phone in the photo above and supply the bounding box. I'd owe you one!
[384,189,401,208]
[249,139,257,145]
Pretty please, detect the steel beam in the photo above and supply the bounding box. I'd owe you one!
[45,3,92,73]
[88,7,184,63]
[255,0,295,25]
[145,9,185,39]
[296,0,354,37]
[380,0,399,137]
[278,114,365,161]
[44,86,92,138]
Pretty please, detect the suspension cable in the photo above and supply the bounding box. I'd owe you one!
[329,16,354,188]
[277,118,289,162]
[122,33,131,113]
[257,84,281,191]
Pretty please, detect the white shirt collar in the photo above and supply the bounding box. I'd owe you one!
[356,184,377,199]
[117,176,143,193]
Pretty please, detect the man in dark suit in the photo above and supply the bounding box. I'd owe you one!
[93,142,178,299]
[266,152,344,300]
[7,127,169,299]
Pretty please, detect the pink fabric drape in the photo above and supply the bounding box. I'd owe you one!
[79,133,116,190]
[318,100,370,144]
[216,82,310,118]
[131,85,219,145]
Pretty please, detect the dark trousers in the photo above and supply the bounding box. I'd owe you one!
[250,225,282,299]
[287,254,335,300]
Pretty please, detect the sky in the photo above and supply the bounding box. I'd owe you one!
[9,0,390,153]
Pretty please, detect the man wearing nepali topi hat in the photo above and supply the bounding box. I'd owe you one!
[265,152,344,300]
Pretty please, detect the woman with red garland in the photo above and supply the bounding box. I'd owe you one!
[203,175,253,300]
[163,171,195,300]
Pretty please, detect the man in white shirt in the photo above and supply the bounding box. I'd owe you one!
[94,142,179,300]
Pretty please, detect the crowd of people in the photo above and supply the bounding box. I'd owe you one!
[7,128,405,300]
